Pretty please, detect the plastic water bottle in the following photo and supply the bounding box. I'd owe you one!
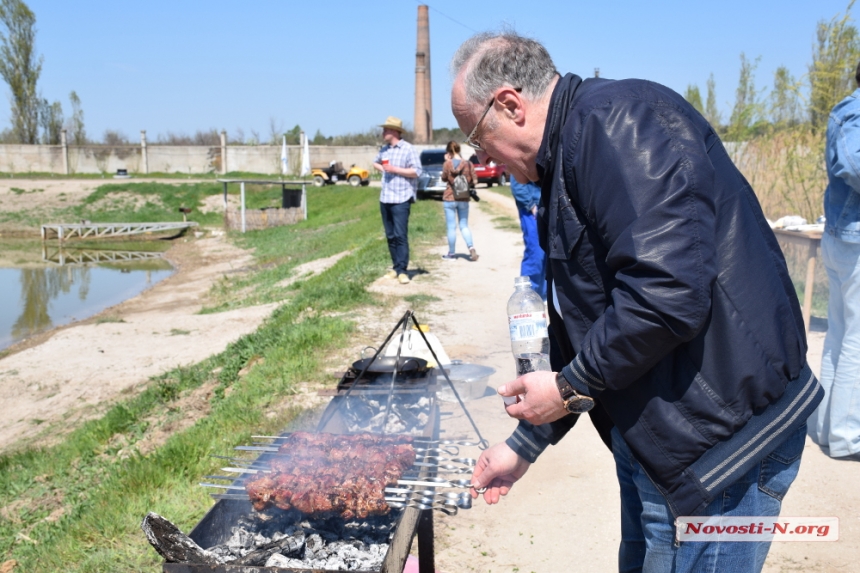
[505,277,550,404]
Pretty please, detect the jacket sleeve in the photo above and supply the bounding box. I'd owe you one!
[441,160,451,182]
[560,98,718,397]
[832,109,860,194]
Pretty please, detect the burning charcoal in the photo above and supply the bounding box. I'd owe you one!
[140,512,219,565]
[304,532,325,556]
[265,553,305,567]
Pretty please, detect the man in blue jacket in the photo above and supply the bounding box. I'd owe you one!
[510,176,546,299]
[451,32,823,572]
[808,62,860,459]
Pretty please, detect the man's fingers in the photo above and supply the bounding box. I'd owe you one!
[498,378,526,396]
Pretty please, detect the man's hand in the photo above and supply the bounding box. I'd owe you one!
[470,442,530,504]
[498,371,568,425]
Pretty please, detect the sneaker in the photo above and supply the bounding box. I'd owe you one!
[397,273,411,284]
[469,248,479,261]
[441,253,456,260]
[383,269,397,279]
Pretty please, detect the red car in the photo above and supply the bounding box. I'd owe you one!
[469,155,508,186]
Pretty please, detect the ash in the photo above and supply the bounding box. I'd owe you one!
[341,395,430,435]
[207,506,398,571]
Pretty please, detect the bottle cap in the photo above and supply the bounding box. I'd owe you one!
[514,276,531,287]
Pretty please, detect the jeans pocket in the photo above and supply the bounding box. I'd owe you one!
[758,423,806,501]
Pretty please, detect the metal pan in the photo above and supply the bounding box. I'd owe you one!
[351,355,428,374]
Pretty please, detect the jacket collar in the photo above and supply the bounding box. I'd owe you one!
[536,73,583,186]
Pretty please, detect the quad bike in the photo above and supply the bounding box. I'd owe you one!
[312,161,370,187]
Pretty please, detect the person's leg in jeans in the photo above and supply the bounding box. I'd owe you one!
[518,206,546,299]
[380,202,397,272]
[443,201,458,255]
[612,424,805,573]
[456,202,474,248]
[810,233,860,456]
[388,200,411,274]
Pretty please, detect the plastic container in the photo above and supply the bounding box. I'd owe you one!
[437,362,496,402]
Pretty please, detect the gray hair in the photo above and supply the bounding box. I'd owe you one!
[450,31,557,107]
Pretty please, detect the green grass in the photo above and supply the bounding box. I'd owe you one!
[0,183,444,572]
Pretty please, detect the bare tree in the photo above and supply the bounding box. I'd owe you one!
[268,117,284,144]
[0,0,41,144]
[38,97,61,143]
[67,90,86,144]
[102,129,129,145]
[705,73,721,129]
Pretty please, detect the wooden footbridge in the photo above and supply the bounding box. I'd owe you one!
[40,221,198,241]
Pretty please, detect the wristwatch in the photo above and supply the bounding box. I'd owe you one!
[555,371,595,414]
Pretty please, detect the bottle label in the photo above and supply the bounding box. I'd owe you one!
[508,312,548,341]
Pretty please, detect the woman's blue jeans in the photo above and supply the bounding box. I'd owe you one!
[443,201,473,254]
[612,424,805,573]
[809,232,860,457]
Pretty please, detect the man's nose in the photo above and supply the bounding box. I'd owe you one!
[477,150,492,164]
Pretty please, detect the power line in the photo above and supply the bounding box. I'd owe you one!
[415,1,479,34]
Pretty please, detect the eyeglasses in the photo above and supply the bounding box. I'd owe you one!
[463,87,521,152]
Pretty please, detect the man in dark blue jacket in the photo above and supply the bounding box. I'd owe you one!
[451,32,823,572]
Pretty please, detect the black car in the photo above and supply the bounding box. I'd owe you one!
[417,149,447,198]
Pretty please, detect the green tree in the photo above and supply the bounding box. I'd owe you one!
[283,124,302,145]
[311,129,331,145]
[684,84,704,114]
[726,53,764,141]
[809,0,860,129]
[705,73,721,129]
[770,66,803,128]
[67,90,86,144]
[0,0,41,144]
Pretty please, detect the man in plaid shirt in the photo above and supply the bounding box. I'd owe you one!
[373,116,422,284]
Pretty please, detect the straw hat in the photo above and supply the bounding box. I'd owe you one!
[379,116,404,133]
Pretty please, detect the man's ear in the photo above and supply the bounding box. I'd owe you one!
[496,88,525,124]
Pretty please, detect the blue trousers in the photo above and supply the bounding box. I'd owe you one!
[443,201,474,254]
[613,424,804,573]
[809,232,860,457]
[380,200,411,274]
[518,206,546,299]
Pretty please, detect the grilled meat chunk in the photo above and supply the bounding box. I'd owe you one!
[244,432,416,518]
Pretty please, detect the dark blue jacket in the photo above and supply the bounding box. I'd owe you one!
[506,74,823,517]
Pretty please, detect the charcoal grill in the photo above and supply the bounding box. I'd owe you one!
[162,311,486,573]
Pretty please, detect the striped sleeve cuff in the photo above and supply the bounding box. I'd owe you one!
[561,354,605,398]
[505,424,553,463]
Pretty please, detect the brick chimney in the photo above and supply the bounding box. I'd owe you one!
[413,5,432,143]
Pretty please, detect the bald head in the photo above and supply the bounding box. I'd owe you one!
[450,32,558,108]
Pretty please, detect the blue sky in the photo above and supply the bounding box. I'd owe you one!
[2,0,855,142]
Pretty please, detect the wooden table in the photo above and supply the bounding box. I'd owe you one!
[773,228,823,335]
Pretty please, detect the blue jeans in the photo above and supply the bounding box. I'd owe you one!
[613,424,805,573]
[518,206,546,299]
[809,232,860,457]
[380,200,411,274]
[443,201,474,253]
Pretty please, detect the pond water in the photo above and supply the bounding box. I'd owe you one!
[0,251,173,352]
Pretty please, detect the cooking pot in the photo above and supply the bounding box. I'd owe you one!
[351,355,429,374]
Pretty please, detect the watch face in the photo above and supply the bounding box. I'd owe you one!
[565,395,595,414]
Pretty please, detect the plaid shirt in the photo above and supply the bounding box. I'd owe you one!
[375,139,422,203]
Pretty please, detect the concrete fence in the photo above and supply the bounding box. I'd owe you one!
[0,130,449,176]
